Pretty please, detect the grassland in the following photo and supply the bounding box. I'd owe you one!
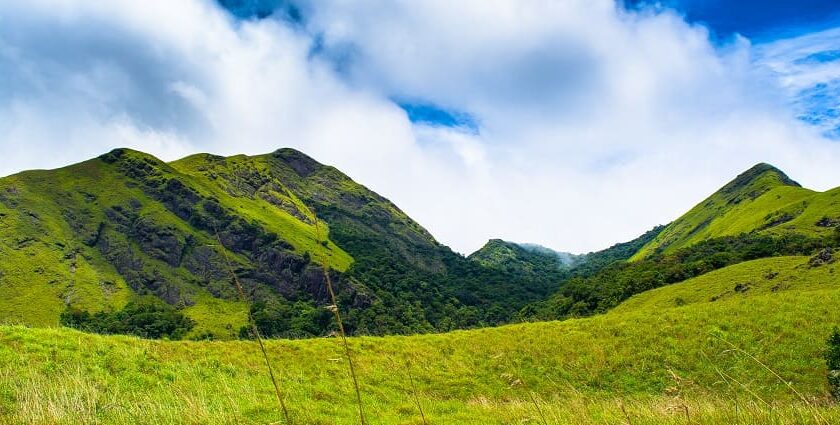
[2,255,838,424]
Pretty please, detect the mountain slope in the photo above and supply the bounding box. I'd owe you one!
[0,148,354,337]
[0,148,560,339]
[2,253,838,423]
[469,239,576,273]
[470,226,665,278]
[632,163,840,260]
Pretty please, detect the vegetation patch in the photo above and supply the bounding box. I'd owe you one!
[60,299,195,340]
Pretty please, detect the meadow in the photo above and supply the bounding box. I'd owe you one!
[1,256,838,424]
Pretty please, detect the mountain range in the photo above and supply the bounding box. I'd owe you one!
[1,150,838,340]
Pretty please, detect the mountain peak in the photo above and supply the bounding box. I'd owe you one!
[720,163,800,197]
[271,148,323,177]
[630,162,816,260]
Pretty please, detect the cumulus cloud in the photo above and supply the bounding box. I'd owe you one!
[0,0,839,254]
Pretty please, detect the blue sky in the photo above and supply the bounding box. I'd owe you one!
[623,1,840,141]
[624,0,840,39]
[2,0,840,254]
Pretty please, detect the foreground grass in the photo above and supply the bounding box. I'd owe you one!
[1,256,839,424]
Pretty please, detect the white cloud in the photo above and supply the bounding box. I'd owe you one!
[1,0,839,254]
[753,27,840,140]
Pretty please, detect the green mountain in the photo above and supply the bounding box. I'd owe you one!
[3,155,839,342]
[4,155,840,422]
[523,163,840,321]
[0,148,558,339]
[469,239,576,274]
[632,163,840,260]
[467,228,664,283]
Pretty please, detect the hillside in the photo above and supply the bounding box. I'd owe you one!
[632,163,840,260]
[469,239,574,276]
[470,226,665,277]
[0,148,558,339]
[2,254,838,424]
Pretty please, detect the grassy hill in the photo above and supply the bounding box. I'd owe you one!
[632,163,840,260]
[2,254,838,424]
[0,148,354,338]
[0,148,564,340]
[469,226,664,284]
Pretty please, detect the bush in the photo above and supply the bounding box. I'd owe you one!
[828,328,840,400]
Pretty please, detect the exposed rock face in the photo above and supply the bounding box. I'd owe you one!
[810,248,835,268]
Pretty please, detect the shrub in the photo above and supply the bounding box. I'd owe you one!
[827,327,840,400]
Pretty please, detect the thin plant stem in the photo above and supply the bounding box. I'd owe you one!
[313,218,366,425]
[715,336,828,425]
[620,400,633,425]
[528,391,548,425]
[213,228,292,424]
[406,361,428,425]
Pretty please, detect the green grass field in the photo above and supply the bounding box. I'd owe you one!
[2,255,838,424]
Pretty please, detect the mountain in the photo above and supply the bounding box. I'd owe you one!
[3,155,838,340]
[517,243,584,267]
[0,148,558,339]
[523,163,840,320]
[632,163,840,259]
[469,239,578,273]
[4,157,840,422]
[468,229,664,280]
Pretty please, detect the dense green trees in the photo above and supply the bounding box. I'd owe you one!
[242,299,332,339]
[60,299,195,339]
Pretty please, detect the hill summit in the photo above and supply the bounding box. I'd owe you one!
[632,162,838,259]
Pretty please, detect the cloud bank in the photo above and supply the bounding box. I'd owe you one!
[1,0,839,254]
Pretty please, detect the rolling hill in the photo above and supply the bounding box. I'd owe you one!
[632,163,840,260]
[468,239,574,279]
[1,253,838,424]
[521,163,840,322]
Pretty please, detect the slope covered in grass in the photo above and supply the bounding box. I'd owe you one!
[615,255,838,313]
[0,149,351,338]
[2,255,838,424]
[633,163,840,260]
[0,148,569,339]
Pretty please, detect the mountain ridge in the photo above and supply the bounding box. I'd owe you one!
[631,162,837,259]
[0,147,561,339]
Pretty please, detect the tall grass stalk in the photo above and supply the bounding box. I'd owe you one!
[313,218,367,425]
[528,391,548,425]
[619,400,633,425]
[715,336,828,425]
[212,229,292,424]
[406,360,428,425]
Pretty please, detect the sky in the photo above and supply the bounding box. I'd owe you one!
[1,1,840,255]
